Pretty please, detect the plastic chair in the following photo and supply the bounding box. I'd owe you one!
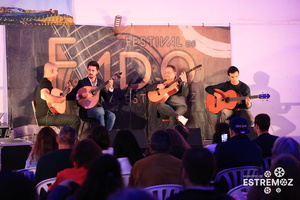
[144,184,183,200]
[15,167,36,182]
[122,173,130,187]
[261,157,272,172]
[227,184,251,200]
[36,177,56,196]
[213,166,261,192]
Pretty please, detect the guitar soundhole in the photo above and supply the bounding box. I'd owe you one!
[225,97,230,103]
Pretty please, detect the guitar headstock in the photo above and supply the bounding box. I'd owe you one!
[258,93,270,99]
[111,72,122,80]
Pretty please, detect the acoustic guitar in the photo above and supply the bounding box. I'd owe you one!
[77,72,122,109]
[206,89,271,114]
[47,80,73,114]
[148,65,202,105]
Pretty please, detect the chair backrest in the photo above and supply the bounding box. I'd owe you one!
[36,177,56,196]
[227,184,251,200]
[122,173,130,187]
[261,157,273,172]
[214,166,261,192]
[15,167,36,182]
[144,184,183,200]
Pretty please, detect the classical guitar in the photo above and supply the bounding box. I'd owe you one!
[48,80,73,114]
[148,65,202,105]
[206,89,271,114]
[77,72,122,109]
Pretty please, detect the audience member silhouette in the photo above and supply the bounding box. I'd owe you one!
[205,123,230,153]
[113,129,145,174]
[252,113,279,158]
[129,129,182,187]
[165,128,191,159]
[48,139,102,190]
[108,188,156,200]
[46,154,123,200]
[88,125,113,155]
[214,117,263,172]
[0,171,37,200]
[25,126,58,168]
[174,124,190,141]
[167,148,234,200]
[74,154,123,200]
[35,126,77,184]
[272,136,300,160]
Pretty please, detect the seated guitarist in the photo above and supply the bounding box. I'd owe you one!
[35,62,81,131]
[205,66,254,126]
[148,65,189,127]
[67,61,116,131]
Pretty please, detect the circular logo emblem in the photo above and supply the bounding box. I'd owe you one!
[264,170,272,178]
[276,188,281,193]
[274,167,285,177]
[264,187,271,194]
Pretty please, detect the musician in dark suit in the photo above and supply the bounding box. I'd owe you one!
[67,61,116,131]
[205,66,254,126]
[147,65,189,127]
[35,62,80,131]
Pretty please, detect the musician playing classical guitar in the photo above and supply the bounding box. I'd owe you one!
[205,66,254,126]
[67,61,116,131]
[147,65,189,127]
[35,62,81,131]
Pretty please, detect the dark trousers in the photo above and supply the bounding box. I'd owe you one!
[38,113,81,132]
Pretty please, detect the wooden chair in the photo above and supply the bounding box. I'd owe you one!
[144,184,183,200]
[36,177,56,197]
[227,184,251,200]
[213,166,261,192]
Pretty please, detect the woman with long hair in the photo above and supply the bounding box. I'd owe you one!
[25,127,58,168]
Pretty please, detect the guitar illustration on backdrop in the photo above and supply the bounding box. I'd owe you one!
[148,64,202,105]
[48,80,73,114]
[206,89,271,114]
[77,72,122,109]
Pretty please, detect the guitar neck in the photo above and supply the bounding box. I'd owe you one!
[229,95,259,102]
[91,80,110,94]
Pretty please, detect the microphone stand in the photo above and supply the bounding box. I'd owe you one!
[119,79,133,130]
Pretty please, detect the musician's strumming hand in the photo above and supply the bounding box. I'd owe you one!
[214,92,223,101]
[179,71,187,82]
[156,84,165,90]
[245,96,252,108]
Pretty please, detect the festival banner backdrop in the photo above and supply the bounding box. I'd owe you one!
[6,25,230,139]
